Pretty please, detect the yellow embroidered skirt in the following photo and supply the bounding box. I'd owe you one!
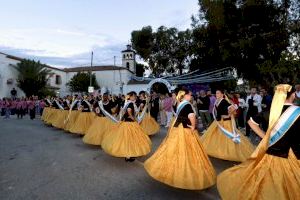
[144,124,216,190]
[44,108,57,125]
[69,112,95,135]
[201,120,255,162]
[83,117,116,145]
[140,113,160,136]
[101,121,151,158]
[41,107,50,121]
[64,110,80,132]
[52,110,69,129]
[217,150,300,200]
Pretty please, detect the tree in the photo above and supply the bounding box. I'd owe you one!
[13,59,52,97]
[131,26,191,76]
[258,52,300,87]
[131,0,299,86]
[191,0,293,83]
[136,63,147,77]
[67,72,99,93]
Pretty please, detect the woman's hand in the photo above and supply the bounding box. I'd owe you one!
[188,113,196,131]
[187,124,195,131]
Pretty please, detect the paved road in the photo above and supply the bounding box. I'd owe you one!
[0,116,238,200]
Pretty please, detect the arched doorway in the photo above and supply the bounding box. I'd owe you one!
[147,78,172,94]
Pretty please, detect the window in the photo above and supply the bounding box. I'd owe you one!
[55,75,62,85]
[126,62,130,69]
[123,54,125,59]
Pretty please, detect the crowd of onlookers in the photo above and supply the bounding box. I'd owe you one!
[0,96,46,120]
[154,84,300,134]
[1,84,299,135]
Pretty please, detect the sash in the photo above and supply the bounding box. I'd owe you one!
[46,99,52,106]
[171,100,197,130]
[118,100,135,121]
[269,105,300,147]
[213,99,241,144]
[98,101,119,123]
[66,99,70,108]
[137,99,149,124]
[83,100,92,111]
[175,100,192,118]
[55,100,64,110]
[64,99,79,124]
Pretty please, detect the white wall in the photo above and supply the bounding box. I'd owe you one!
[0,52,144,98]
[0,54,25,98]
[47,68,68,96]
[0,53,67,98]
[65,69,133,95]
[94,69,132,95]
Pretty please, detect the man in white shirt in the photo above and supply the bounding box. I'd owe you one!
[245,87,262,136]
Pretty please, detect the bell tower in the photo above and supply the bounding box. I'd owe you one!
[121,44,136,74]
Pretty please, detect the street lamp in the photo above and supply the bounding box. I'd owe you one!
[88,51,94,93]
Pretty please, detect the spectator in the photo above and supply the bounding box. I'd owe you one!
[197,90,211,130]
[3,98,11,119]
[260,88,273,131]
[236,93,246,128]
[159,94,166,126]
[150,92,160,122]
[10,88,17,100]
[207,90,216,118]
[39,99,46,116]
[245,87,262,136]
[28,97,36,120]
[163,93,173,128]
[295,84,300,106]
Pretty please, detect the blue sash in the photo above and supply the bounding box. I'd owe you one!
[269,105,300,147]
[213,99,241,144]
[175,100,191,117]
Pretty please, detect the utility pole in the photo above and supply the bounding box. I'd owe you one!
[90,51,93,86]
[113,56,116,66]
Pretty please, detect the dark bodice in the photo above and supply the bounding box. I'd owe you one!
[174,104,194,128]
[139,100,146,111]
[253,105,300,159]
[99,101,112,116]
[123,103,135,122]
[45,100,51,107]
[173,102,177,113]
[52,101,60,109]
[81,100,91,112]
[72,100,78,110]
[63,101,69,110]
[215,99,231,121]
[267,105,300,159]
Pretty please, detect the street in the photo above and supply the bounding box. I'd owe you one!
[0,116,238,200]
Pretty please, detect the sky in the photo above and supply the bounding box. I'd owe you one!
[0,0,199,68]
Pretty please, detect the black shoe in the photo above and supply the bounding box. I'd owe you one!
[125,157,136,162]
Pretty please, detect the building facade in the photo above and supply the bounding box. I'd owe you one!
[0,45,146,98]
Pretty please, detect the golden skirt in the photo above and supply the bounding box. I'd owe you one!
[83,117,116,145]
[101,121,151,158]
[140,114,160,135]
[41,107,49,121]
[69,112,95,135]
[64,110,80,132]
[144,125,216,190]
[201,120,255,162]
[217,151,300,200]
[52,110,69,129]
[44,108,57,125]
